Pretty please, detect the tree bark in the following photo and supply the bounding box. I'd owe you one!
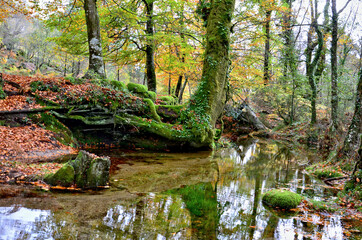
[263,10,271,85]
[305,1,324,125]
[330,0,339,129]
[185,0,236,147]
[281,0,297,124]
[143,0,157,92]
[341,65,362,158]
[83,0,106,79]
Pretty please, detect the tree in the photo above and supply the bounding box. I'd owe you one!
[142,0,157,92]
[280,0,297,124]
[305,0,324,124]
[185,0,236,147]
[341,40,362,159]
[83,0,106,79]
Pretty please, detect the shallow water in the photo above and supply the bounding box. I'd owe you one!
[0,139,358,239]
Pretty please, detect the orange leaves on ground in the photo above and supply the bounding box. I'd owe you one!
[0,125,74,160]
[0,95,42,111]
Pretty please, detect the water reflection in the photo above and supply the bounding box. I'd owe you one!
[0,206,53,239]
[0,139,349,239]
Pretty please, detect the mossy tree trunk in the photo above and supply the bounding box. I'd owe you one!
[281,0,298,124]
[305,1,324,125]
[263,9,271,85]
[330,0,339,130]
[143,0,157,92]
[185,0,235,147]
[341,66,362,159]
[83,0,106,79]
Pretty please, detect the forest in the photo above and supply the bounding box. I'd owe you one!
[0,0,361,239]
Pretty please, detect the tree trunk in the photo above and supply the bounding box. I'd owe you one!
[341,66,362,158]
[185,0,236,147]
[305,2,324,125]
[143,0,157,92]
[83,0,106,79]
[281,0,297,124]
[179,75,188,102]
[331,0,339,129]
[263,10,271,85]
[175,75,183,97]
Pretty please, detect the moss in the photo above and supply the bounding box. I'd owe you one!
[306,164,343,179]
[32,112,77,147]
[0,88,6,99]
[127,82,148,94]
[44,163,75,187]
[86,157,110,188]
[344,170,362,200]
[144,98,161,122]
[147,91,157,101]
[156,105,184,121]
[159,96,176,105]
[30,81,47,92]
[309,199,336,212]
[65,76,85,85]
[110,80,126,91]
[262,189,302,210]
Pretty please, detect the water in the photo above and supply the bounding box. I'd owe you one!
[0,139,358,239]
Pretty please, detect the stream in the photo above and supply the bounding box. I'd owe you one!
[0,138,359,239]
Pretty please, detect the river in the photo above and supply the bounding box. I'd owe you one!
[0,138,359,239]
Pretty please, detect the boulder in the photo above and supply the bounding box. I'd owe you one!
[44,163,75,187]
[45,150,110,189]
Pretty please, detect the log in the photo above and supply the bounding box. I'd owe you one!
[237,102,267,130]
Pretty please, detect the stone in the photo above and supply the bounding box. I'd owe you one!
[44,163,75,187]
[262,189,302,210]
[44,150,110,189]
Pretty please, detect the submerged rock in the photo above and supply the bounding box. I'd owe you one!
[262,189,302,210]
[45,150,110,189]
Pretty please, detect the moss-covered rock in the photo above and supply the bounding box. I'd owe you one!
[44,163,75,187]
[127,82,147,93]
[147,91,157,101]
[45,151,110,189]
[159,96,176,105]
[111,80,126,91]
[71,150,110,189]
[144,98,161,122]
[262,189,302,210]
[86,157,111,188]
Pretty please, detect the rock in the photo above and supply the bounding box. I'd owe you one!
[71,150,110,188]
[86,157,110,188]
[159,96,176,105]
[127,82,148,98]
[45,150,110,189]
[21,62,36,71]
[44,163,75,187]
[262,189,302,210]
